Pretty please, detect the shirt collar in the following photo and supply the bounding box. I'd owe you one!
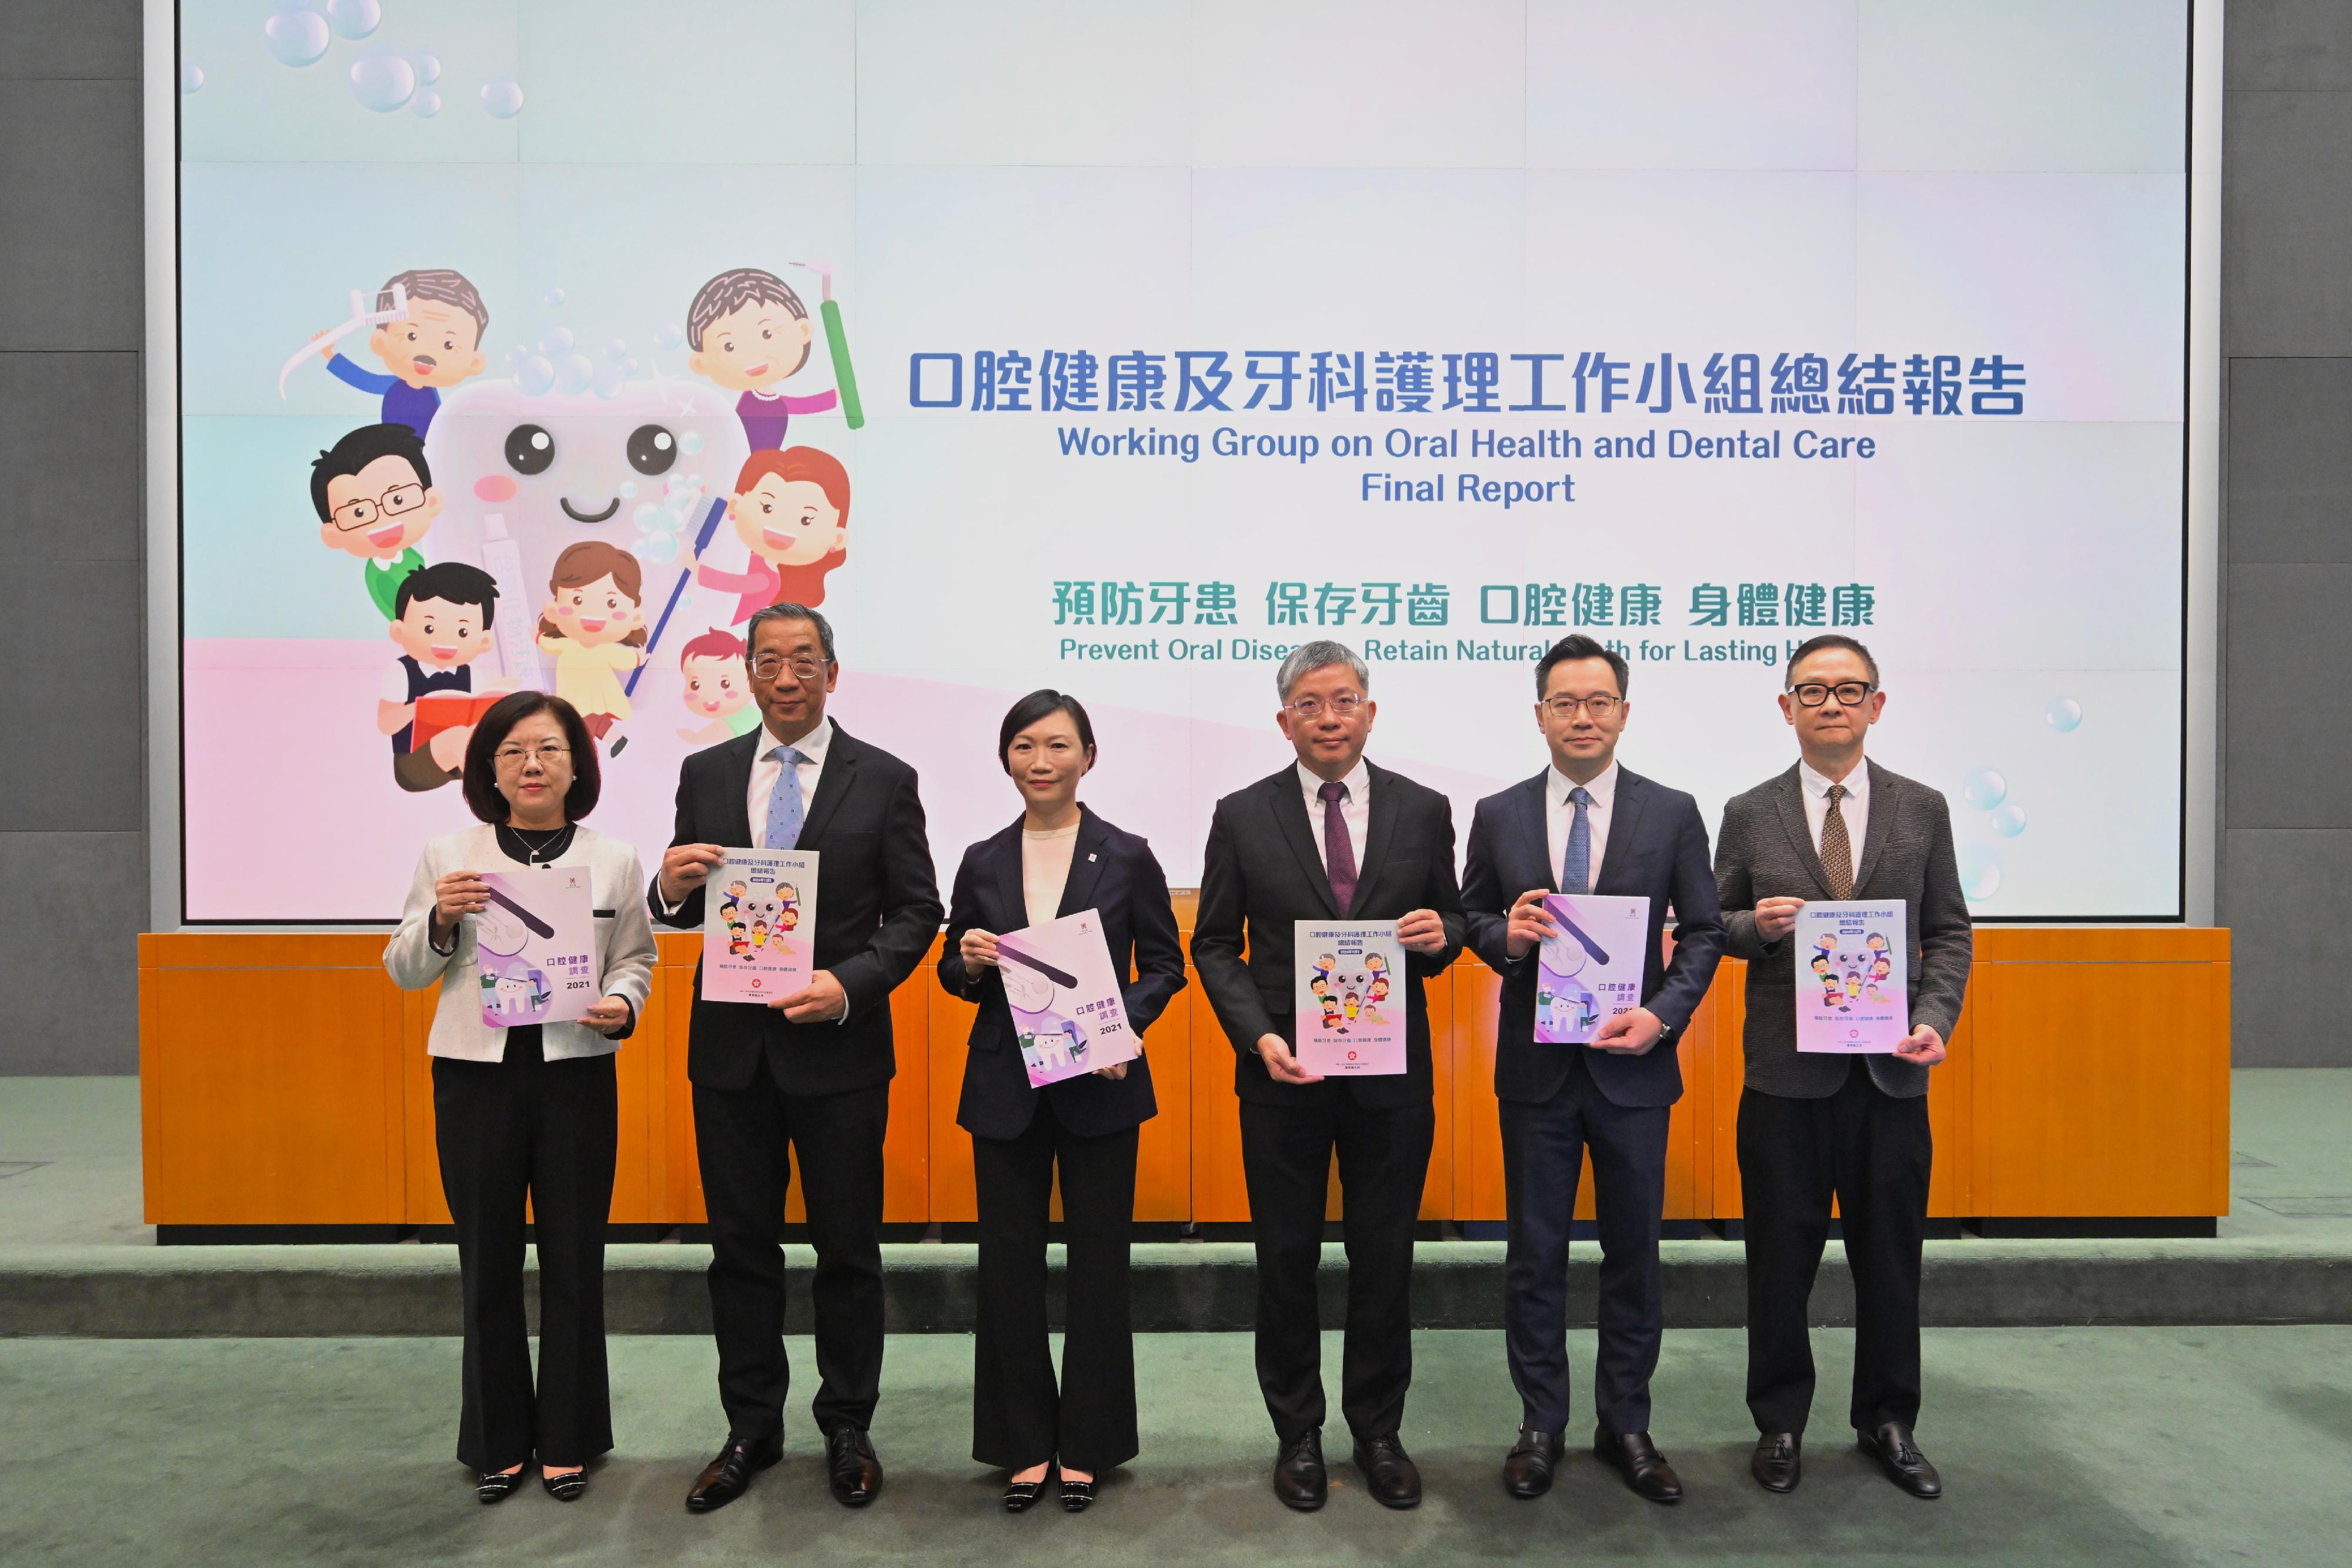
[1799,756,1866,801]
[1549,760,1619,810]
[1297,757,1370,805]
[761,715,833,765]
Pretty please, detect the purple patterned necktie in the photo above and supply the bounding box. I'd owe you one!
[1318,780,1358,915]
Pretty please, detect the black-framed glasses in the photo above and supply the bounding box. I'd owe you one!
[1789,681,1876,708]
[330,482,427,531]
[1287,693,1365,720]
[1541,694,1621,720]
[750,654,829,681]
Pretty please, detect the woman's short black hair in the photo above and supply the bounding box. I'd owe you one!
[461,691,601,823]
[997,688,1097,774]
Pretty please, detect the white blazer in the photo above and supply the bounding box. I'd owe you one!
[384,823,660,1062]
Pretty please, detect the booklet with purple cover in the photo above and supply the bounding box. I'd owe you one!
[997,908,1138,1087]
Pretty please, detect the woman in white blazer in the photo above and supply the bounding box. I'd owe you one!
[384,691,657,1505]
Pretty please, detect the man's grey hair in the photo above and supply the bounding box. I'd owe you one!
[745,601,836,663]
[1275,640,1371,703]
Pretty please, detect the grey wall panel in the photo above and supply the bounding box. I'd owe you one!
[0,351,141,561]
[2226,357,2352,565]
[2221,563,2352,830]
[2223,88,2352,358]
[0,559,143,834]
[0,79,142,353]
[0,0,141,83]
[2227,0,2352,92]
[0,830,142,1073]
[2223,828,2352,1066]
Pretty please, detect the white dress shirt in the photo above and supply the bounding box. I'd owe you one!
[749,716,833,845]
[1545,760,1619,891]
[1021,821,1081,928]
[1297,758,1371,875]
[1798,756,1869,860]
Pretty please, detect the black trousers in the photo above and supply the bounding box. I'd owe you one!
[693,1061,889,1440]
[1738,1065,1932,1436]
[1501,1050,1671,1436]
[431,1037,617,1472]
[970,1096,1141,1472]
[1239,1092,1435,1445]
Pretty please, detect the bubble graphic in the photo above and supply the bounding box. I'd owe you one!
[515,355,555,397]
[411,89,440,119]
[481,76,525,119]
[593,362,627,399]
[636,531,680,566]
[542,285,566,307]
[677,430,705,457]
[1960,768,2006,811]
[660,504,696,534]
[1956,844,2003,901]
[633,503,665,533]
[505,343,529,367]
[556,353,594,394]
[263,9,331,68]
[1991,803,2029,838]
[349,51,416,113]
[656,322,685,350]
[617,480,639,500]
[2046,697,2083,733]
[536,326,573,358]
[604,338,628,360]
[328,0,382,40]
[413,51,441,85]
[624,357,641,376]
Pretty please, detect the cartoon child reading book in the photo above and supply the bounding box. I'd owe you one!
[313,269,490,439]
[686,268,840,450]
[536,540,646,753]
[1319,994,1345,1034]
[379,561,501,793]
[676,627,760,745]
[311,422,446,620]
[694,446,851,620]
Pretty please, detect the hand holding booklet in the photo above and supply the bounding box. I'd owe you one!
[1793,900,1909,1052]
[1292,920,1406,1075]
[701,850,820,1004]
[474,869,597,1028]
[1534,894,1649,1044]
[995,910,1138,1088]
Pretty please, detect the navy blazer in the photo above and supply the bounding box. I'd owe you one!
[938,804,1187,1141]
[1462,765,1726,1109]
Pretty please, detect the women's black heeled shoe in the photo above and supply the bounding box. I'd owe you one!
[1059,1471,1097,1512]
[1003,1462,1057,1513]
[475,1467,527,1505]
[542,1467,589,1502]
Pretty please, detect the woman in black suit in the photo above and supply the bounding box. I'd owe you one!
[938,690,1187,1513]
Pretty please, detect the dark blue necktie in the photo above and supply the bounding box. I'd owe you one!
[1560,785,1592,895]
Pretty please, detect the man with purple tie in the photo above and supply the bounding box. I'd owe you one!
[1192,641,1467,1513]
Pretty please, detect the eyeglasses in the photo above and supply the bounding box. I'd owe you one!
[329,482,427,532]
[750,654,830,681]
[1541,694,1621,720]
[493,743,572,768]
[1789,681,1876,708]
[1286,693,1365,720]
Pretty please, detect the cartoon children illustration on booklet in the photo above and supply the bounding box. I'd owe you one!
[379,561,503,793]
[693,446,852,620]
[686,266,855,450]
[312,269,490,439]
[311,422,446,619]
[537,540,647,754]
[676,628,760,745]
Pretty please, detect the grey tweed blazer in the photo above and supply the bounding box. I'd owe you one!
[1715,760,1973,1099]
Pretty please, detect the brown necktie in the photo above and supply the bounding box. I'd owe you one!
[1820,783,1854,898]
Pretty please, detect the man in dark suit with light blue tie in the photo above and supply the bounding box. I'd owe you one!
[1462,634,1726,1505]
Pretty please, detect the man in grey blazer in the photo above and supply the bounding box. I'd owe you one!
[1714,634,1971,1502]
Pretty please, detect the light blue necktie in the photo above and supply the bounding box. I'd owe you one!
[1561,785,1592,895]
[763,746,808,850]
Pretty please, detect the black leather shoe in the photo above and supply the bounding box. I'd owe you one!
[1593,1428,1683,1504]
[1272,1430,1327,1512]
[1752,1432,1801,1493]
[827,1426,883,1507]
[1502,1429,1563,1499]
[1859,1423,1942,1499]
[686,1435,782,1513]
[1003,1462,1054,1513]
[475,1466,526,1505]
[1058,1470,1097,1513]
[541,1466,587,1502]
[1352,1433,1422,1510]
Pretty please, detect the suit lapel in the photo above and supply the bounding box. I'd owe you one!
[1770,764,1836,899]
[797,722,858,845]
[1356,762,1398,910]
[1057,807,1111,919]
[718,730,760,847]
[988,817,1029,932]
[1271,770,1341,919]
[1850,760,1899,894]
[1515,771,1556,894]
[1593,769,1648,894]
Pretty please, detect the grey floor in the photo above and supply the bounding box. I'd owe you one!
[4,1326,2347,1566]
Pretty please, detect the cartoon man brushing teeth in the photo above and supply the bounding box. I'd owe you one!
[310,422,447,620]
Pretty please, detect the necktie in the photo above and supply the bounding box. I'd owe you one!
[1318,780,1359,915]
[1561,785,1593,895]
[1820,782,1854,898]
[763,745,808,850]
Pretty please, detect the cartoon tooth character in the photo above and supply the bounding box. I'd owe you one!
[494,971,535,1017]
[694,447,851,620]
[686,268,841,451]
[678,628,760,745]
[380,561,501,792]
[537,540,647,753]
[314,268,490,439]
[312,422,446,619]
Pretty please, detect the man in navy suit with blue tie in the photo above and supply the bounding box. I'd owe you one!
[1462,634,1726,1505]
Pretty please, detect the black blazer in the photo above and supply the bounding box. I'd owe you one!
[1462,766,1727,1109]
[649,721,944,1096]
[937,805,1187,1141]
[1192,760,1466,1111]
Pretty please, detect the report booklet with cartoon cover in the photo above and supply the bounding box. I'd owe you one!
[701,850,818,1004]
[995,909,1137,1089]
[1534,894,1651,1044]
[1293,921,1406,1076]
[474,868,596,1028]
[1794,900,1909,1053]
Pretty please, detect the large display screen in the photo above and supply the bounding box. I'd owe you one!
[173,1,2190,920]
